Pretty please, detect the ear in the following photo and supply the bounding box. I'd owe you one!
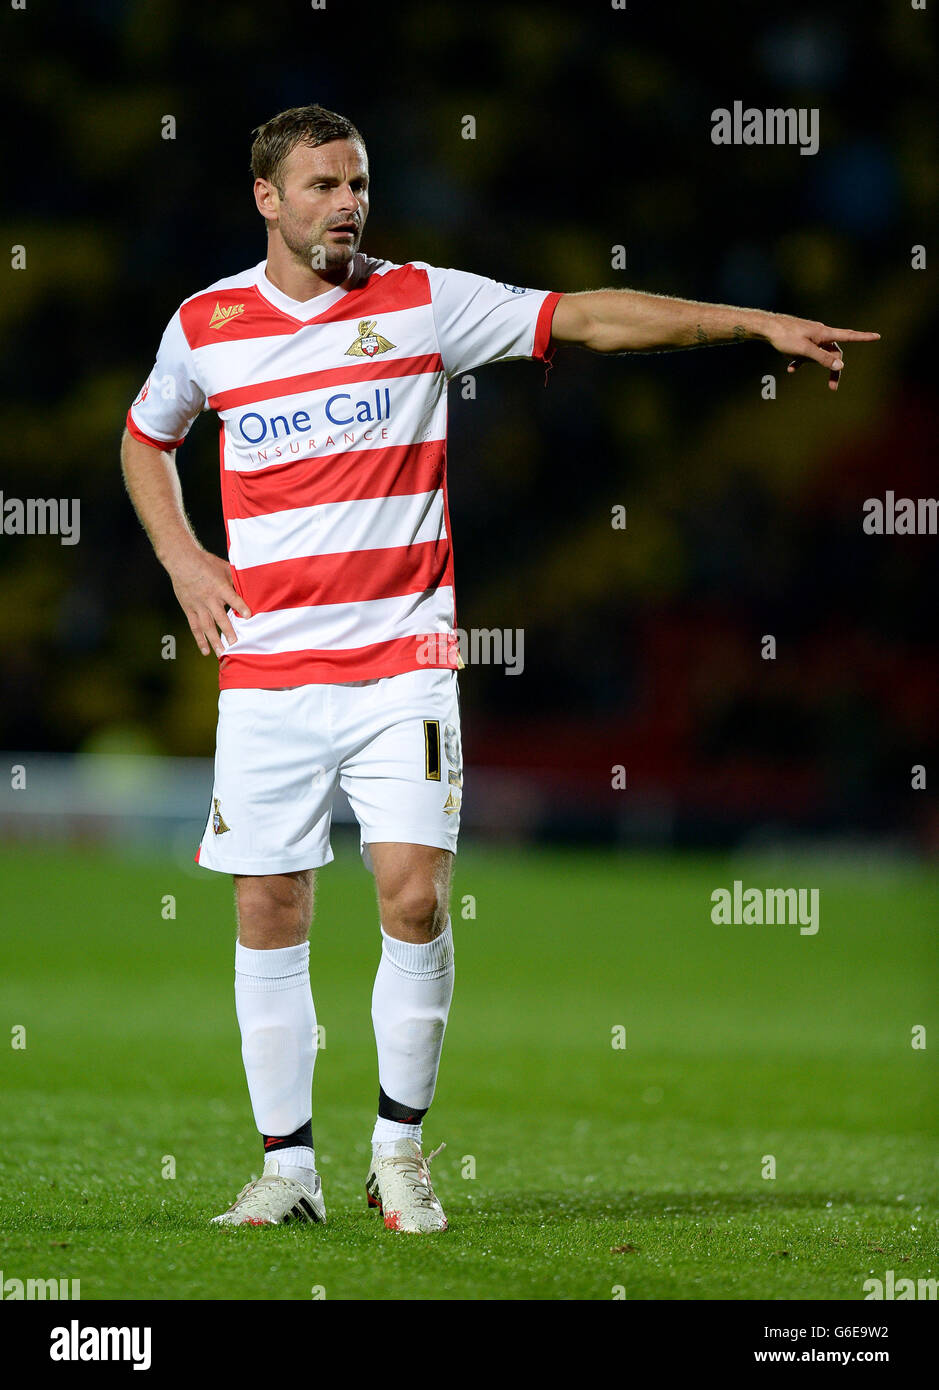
[253,177,280,224]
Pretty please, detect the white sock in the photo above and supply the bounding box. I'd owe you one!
[234,941,317,1170]
[266,1145,318,1188]
[370,919,454,1151]
[372,1117,423,1152]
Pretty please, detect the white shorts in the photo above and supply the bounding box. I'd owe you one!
[195,667,463,875]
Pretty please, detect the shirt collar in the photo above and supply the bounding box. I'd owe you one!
[253,258,355,319]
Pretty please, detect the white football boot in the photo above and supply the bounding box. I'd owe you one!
[211,1155,326,1227]
[366,1139,448,1232]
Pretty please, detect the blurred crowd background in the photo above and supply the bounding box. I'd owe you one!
[1,0,936,852]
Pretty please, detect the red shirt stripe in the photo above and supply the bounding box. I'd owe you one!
[182,286,300,350]
[299,263,432,326]
[180,264,433,351]
[235,538,453,614]
[219,632,459,688]
[208,354,442,412]
[224,441,446,519]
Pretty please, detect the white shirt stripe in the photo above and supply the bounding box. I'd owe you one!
[228,489,446,571]
[222,586,455,657]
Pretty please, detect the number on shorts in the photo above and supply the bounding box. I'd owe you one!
[423,719,441,781]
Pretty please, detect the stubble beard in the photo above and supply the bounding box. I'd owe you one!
[279,209,361,275]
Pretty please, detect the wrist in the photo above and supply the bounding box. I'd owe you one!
[157,533,203,576]
[741,308,775,342]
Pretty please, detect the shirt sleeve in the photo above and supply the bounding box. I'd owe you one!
[126,309,206,450]
[421,264,561,380]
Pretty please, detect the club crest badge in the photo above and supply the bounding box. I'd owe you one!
[345,319,395,358]
[212,798,230,835]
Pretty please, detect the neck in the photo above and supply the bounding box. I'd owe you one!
[263,237,352,302]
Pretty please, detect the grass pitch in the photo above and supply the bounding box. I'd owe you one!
[0,839,936,1301]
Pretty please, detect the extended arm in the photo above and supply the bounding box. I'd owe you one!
[120,429,250,656]
[550,289,880,390]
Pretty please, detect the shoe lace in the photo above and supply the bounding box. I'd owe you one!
[394,1142,446,1207]
[229,1172,288,1209]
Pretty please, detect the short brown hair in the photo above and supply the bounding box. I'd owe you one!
[251,104,364,194]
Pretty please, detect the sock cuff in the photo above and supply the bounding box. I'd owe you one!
[235,940,310,991]
[379,918,453,979]
[372,1118,423,1148]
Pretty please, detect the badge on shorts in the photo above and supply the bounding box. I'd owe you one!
[212,798,230,835]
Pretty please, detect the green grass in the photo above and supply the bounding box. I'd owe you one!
[0,838,936,1300]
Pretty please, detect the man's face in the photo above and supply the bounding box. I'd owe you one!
[257,137,369,272]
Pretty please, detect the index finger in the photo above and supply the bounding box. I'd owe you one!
[225,589,252,620]
[818,328,880,342]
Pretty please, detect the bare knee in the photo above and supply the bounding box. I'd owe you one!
[381,883,443,941]
[370,845,452,943]
[235,870,314,948]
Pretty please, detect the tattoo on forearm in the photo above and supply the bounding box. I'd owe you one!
[692,322,748,348]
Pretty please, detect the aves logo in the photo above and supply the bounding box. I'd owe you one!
[345,319,395,358]
[212,799,230,835]
[209,301,245,329]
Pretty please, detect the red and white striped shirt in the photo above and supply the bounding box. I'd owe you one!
[128,256,559,688]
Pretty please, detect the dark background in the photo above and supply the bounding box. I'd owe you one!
[1,0,935,851]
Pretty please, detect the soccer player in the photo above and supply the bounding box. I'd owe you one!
[121,104,879,1233]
